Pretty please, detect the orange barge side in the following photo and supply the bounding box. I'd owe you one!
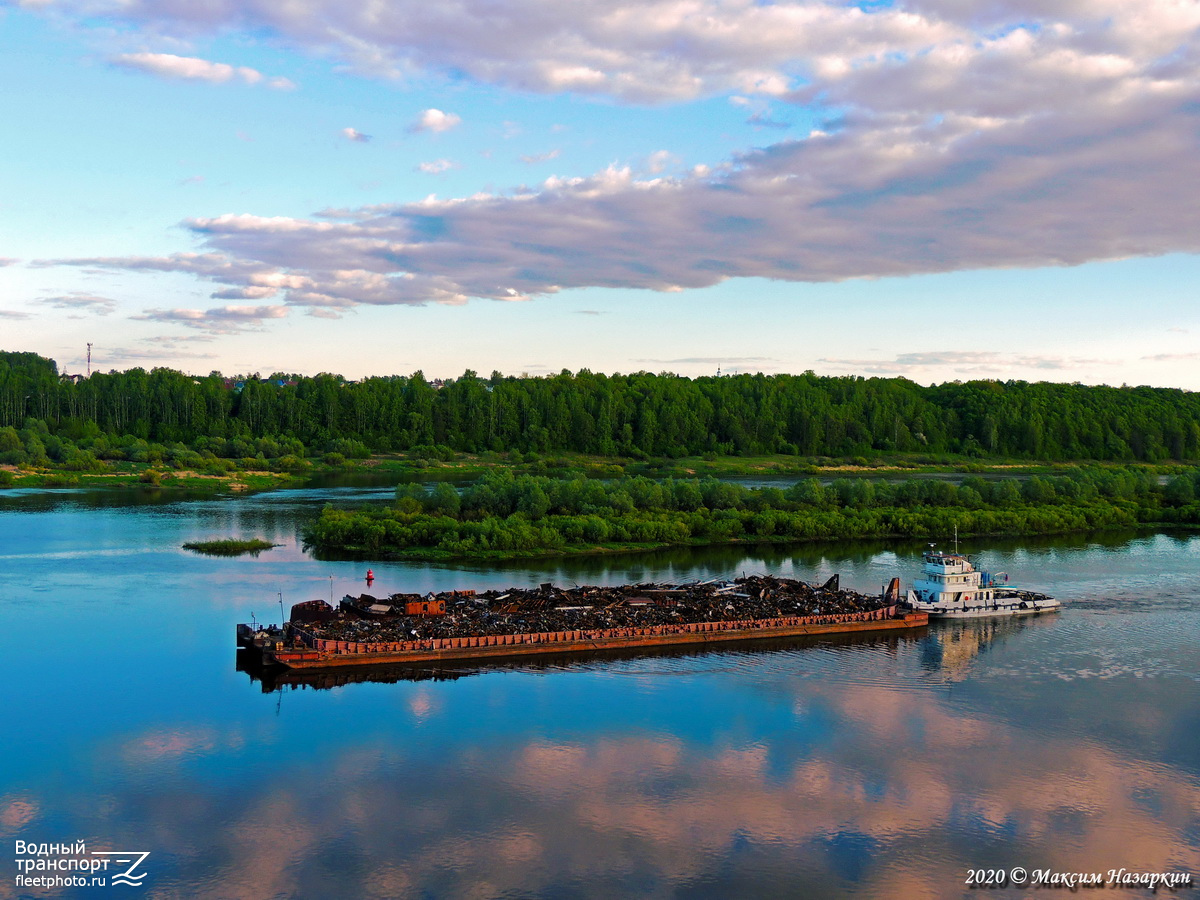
[262,608,929,670]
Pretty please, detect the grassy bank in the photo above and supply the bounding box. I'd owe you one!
[0,465,295,492]
[1,448,1193,494]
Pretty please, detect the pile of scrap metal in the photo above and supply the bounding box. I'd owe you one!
[291,574,892,645]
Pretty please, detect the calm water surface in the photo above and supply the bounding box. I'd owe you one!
[1,486,1198,899]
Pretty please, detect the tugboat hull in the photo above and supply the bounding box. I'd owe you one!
[914,598,1061,619]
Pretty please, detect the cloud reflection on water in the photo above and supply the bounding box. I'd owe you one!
[24,654,1199,899]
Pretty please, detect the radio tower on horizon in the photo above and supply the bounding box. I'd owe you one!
[86,342,92,377]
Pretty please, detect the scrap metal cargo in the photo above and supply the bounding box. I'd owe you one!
[238,574,928,670]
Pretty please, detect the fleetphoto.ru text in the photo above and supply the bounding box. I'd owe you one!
[14,840,150,890]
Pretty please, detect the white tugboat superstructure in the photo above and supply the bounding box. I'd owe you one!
[905,540,1060,619]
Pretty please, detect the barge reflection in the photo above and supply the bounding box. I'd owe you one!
[236,628,928,692]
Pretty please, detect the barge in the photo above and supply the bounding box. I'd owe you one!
[238,575,928,671]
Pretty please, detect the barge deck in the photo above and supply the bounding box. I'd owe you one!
[238,574,927,671]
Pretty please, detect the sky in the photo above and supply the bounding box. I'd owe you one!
[1,0,1198,387]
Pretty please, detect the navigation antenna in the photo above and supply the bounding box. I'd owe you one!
[953,523,959,555]
[86,343,92,377]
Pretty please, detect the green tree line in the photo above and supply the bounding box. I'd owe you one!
[4,350,1200,462]
[304,468,1200,558]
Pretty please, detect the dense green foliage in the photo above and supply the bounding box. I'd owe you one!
[304,468,1200,558]
[4,350,1200,463]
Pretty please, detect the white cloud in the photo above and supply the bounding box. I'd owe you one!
[520,149,560,164]
[65,74,1200,312]
[417,159,459,174]
[104,344,220,364]
[1142,352,1200,362]
[40,293,118,315]
[746,110,790,129]
[46,0,958,103]
[644,150,676,174]
[0,310,31,319]
[35,0,1200,321]
[24,0,1197,111]
[818,352,1121,377]
[638,356,775,365]
[133,304,289,334]
[410,109,462,133]
[111,53,293,88]
[342,127,372,143]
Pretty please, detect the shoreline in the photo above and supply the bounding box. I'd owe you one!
[2,453,1193,494]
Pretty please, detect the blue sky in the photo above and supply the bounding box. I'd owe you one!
[2,0,1198,386]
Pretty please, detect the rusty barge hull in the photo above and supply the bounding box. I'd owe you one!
[265,611,928,670]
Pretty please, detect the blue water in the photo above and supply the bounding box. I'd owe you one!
[0,487,1197,898]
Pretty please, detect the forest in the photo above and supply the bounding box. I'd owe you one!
[2,350,1199,465]
[305,468,1200,559]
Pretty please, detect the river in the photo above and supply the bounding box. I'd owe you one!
[1,485,1197,898]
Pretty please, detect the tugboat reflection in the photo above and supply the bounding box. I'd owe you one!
[920,614,1058,680]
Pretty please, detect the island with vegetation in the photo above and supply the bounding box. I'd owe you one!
[303,467,1200,560]
[182,539,280,556]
